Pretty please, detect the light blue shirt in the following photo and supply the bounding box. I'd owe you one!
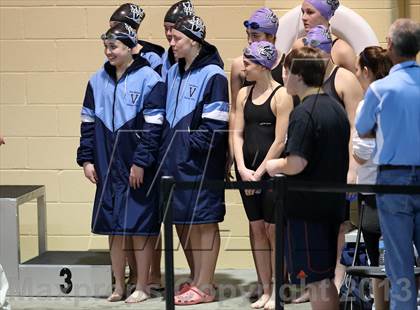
[355,61,420,165]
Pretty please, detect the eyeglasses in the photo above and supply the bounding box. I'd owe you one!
[243,20,261,30]
[101,32,137,45]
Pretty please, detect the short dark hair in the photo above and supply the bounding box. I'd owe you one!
[359,46,393,81]
[284,47,327,87]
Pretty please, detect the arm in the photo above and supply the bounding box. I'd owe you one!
[254,88,293,179]
[76,82,97,183]
[132,81,166,169]
[332,39,357,74]
[233,88,252,174]
[233,87,257,195]
[352,133,376,165]
[77,82,95,166]
[352,102,376,166]
[355,86,380,138]
[353,154,367,165]
[337,68,364,183]
[189,74,229,154]
[267,108,313,177]
[228,57,245,166]
[130,80,166,189]
[267,155,308,176]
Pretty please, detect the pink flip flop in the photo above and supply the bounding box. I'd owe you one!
[174,286,215,305]
[175,281,191,295]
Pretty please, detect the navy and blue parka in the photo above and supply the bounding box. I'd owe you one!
[77,56,166,236]
[137,40,165,75]
[160,42,229,224]
[161,46,176,81]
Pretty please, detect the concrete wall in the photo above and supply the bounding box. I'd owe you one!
[0,0,418,268]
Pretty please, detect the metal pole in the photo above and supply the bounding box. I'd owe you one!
[37,187,47,255]
[274,174,287,310]
[160,176,175,310]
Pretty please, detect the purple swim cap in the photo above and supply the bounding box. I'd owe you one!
[243,41,278,69]
[304,0,340,21]
[303,25,332,53]
[244,7,279,36]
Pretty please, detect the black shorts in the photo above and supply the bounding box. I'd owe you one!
[359,193,381,266]
[285,218,340,285]
[235,167,275,223]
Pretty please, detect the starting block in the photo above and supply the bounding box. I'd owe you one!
[0,185,112,297]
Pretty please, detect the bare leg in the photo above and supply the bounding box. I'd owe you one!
[188,225,202,287]
[248,223,263,299]
[176,224,195,281]
[248,220,271,309]
[108,235,126,301]
[372,278,390,310]
[125,235,154,303]
[334,222,348,291]
[194,223,220,296]
[308,279,339,310]
[126,237,137,285]
[149,236,162,286]
[263,223,276,310]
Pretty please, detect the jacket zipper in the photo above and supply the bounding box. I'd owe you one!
[171,75,183,127]
[112,83,117,132]
[111,67,131,132]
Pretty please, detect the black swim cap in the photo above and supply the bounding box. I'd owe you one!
[173,15,206,43]
[101,23,137,48]
[110,3,145,31]
[164,1,195,24]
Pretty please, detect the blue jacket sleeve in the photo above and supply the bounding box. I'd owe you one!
[189,74,229,154]
[355,85,380,136]
[132,81,166,168]
[76,82,95,166]
[145,52,163,74]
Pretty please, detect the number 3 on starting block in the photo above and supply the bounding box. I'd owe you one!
[59,268,73,294]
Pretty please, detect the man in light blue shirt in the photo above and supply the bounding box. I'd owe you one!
[356,18,420,310]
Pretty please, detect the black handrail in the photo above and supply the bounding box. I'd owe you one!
[164,179,420,194]
[159,175,420,310]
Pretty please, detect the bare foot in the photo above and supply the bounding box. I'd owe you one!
[107,290,124,302]
[125,289,149,303]
[292,289,310,303]
[251,293,270,309]
[263,292,276,310]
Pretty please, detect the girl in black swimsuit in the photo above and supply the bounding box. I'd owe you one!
[234,41,293,310]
